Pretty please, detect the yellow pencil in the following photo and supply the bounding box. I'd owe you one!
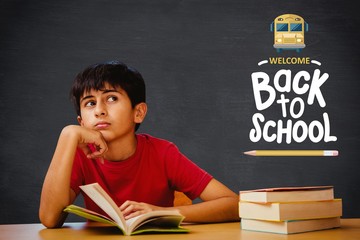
[244,150,339,156]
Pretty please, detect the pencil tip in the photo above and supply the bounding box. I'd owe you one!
[244,150,255,156]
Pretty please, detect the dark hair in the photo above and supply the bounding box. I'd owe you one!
[70,60,146,131]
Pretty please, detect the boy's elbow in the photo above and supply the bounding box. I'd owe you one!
[225,196,241,222]
[39,210,66,228]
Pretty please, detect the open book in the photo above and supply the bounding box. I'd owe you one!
[63,183,188,235]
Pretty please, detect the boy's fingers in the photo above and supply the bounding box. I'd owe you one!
[96,141,108,154]
[119,200,133,211]
[80,130,108,159]
[124,211,145,220]
[120,201,139,216]
[119,201,154,219]
[90,142,108,158]
[78,144,92,156]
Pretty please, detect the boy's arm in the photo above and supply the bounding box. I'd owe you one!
[176,178,240,222]
[39,125,107,228]
[120,178,240,222]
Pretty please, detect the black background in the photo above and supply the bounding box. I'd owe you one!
[1,0,359,224]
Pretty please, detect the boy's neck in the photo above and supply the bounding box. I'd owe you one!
[103,133,137,161]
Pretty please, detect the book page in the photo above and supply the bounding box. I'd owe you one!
[80,183,127,232]
[125,210,183,233]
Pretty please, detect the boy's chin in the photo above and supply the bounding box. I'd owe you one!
[97,131,111,141]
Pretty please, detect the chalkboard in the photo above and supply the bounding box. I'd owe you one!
[1,0,359,224]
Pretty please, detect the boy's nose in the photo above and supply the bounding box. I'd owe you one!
[95,103,107,117]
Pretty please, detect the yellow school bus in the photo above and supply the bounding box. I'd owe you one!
[270,14,309,53]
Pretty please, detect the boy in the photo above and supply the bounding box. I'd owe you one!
[39,60,239,228]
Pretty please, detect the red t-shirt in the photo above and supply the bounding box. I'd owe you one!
[71,134,212,215]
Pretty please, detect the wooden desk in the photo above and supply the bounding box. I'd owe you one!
[0,219,359,240]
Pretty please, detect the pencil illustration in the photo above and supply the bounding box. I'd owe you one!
[244,150,339,157]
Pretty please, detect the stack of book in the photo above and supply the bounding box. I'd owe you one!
[239,186,342,234]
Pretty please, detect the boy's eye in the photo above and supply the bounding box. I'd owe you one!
[85,101,96,107]
[108,96,118,102]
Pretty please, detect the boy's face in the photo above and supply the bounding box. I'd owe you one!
[77,83,146,142]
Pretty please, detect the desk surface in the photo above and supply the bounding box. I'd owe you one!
[0,219,359,240]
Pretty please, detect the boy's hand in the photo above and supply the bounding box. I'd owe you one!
[62,125,108,159]
[119,200,161,220]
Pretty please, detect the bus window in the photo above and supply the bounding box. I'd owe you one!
[276,23,289,32]
[290,23,302,31]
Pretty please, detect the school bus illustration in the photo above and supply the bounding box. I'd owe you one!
[270,14,309,53]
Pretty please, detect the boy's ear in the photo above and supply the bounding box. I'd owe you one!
[134,103,147,123]
[77,116,84,126]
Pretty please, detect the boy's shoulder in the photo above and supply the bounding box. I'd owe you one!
[136,133,184,161]
[136,133,178,149]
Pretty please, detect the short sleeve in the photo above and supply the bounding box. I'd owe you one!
[164,143,213,200]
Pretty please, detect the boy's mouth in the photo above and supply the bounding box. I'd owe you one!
[95,121,111,129]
